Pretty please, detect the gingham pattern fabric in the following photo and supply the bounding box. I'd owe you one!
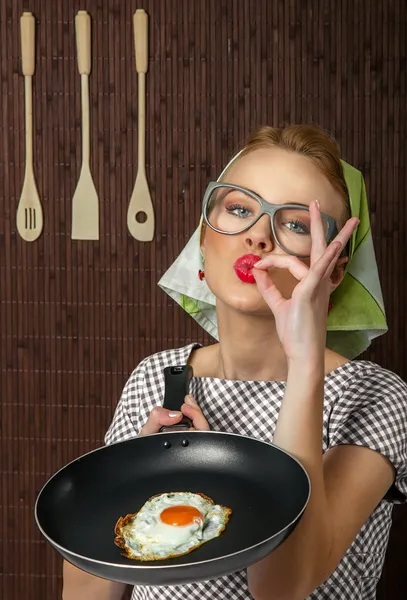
[105,344,407,600]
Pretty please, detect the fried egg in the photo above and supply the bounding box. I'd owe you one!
[114,491,232,561]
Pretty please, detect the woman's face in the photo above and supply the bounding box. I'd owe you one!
[201,147,346,316]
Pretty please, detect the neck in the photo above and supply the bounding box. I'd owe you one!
[215,302,289,381]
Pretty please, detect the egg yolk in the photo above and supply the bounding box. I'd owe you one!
[160,504,203,526]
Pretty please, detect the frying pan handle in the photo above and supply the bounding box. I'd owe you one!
[159,365,193,432]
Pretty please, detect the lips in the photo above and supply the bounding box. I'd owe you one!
[233,254,261,284]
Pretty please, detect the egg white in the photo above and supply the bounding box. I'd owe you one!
[114,491,232,561]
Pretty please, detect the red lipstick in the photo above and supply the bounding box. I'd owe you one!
[233,254,261,284]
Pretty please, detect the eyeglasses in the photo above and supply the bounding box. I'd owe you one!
[202,182,338,258]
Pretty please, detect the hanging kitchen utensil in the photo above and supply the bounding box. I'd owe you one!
[71,10,99,240]
[16,12,43,242]
[127,9,155,242]
[35,365,310,586]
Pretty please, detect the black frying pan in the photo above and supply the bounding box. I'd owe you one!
[35,366,310,586]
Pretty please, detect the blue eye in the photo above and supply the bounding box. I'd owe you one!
[226,204,253,218]
[282,220,310,235]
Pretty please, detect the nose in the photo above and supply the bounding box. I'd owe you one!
[243,215,275,253]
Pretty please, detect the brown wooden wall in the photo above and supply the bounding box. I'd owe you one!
[1,0,406,598]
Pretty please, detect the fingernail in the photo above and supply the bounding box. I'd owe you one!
[253,260,263,267]
[168,411,181,418]
[315,199,320,210]
[185,395,197,406]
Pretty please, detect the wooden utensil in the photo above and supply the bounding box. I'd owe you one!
[127,9,155,242]
[71,10,99,240]
[16,12,43,242]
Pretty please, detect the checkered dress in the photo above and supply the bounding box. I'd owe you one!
[105,344,407,600]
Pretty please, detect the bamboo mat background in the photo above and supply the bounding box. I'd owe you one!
[0,0,406,598]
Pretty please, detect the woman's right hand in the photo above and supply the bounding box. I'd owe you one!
[140,395,210,435]
[62,561,126,600]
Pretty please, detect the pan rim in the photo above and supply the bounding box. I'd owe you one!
[34,430,311,571]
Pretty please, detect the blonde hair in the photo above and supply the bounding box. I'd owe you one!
[229,124,351,226]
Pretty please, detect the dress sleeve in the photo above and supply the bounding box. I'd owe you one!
[104,357,149,445]
[328,364,407,503]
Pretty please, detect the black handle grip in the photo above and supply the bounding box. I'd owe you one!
[159,365,193,432]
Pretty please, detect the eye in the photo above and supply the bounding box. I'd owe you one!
[225,203,253,218]
[222,190,257,219]
[282,219,310,235]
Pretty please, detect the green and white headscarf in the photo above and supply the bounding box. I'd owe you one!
[159,154,387,359]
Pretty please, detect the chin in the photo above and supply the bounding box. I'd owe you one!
[207,271,296,316]
[210,279,273,316]
[233,299,272,316]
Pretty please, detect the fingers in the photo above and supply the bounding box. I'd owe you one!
[253,254,309,280]
[310,202,359,268]
[307,217,359,281]
[310,200,327,265]
[300,216,359,294]
[308,240,342,280]
[253,255,309,312]
[295,241,341,299]
[252,268,284,312]
[323,252,349,282]
[332,217,359,250]
[140,396,210,435]
[253,215,358,284]
[140,406,183,436]
[181,395,210,431]
[249,212,359,308]
[336,256,349,269]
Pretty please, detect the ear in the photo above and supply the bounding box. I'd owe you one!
[330,256,348,290]
[199,223,207,259]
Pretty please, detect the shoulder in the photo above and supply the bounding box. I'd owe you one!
[328,360,407,501]
[328,360,407,431]
[337,360,407,406]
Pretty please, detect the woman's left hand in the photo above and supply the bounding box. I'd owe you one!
[253,201,359,366]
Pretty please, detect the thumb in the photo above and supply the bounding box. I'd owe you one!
[181,395,210,431]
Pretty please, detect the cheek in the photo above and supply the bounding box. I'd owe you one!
[201,230,231,271]
[202,232,235,292]
[202,228,224,255]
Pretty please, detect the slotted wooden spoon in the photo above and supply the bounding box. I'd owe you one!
[16,12,43,242]
[71,10,99,240]
[127,9,155,242]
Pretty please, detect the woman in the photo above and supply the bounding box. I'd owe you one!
[63,125,407,600]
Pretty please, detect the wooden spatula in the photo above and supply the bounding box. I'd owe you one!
[16,12,43,242]
[127,9,155,242]
[71,10,99,240]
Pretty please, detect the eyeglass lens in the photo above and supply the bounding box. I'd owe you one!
[206,186,329,256]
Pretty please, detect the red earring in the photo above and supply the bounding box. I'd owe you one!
[328,300,333,313]
[198,269,205,281]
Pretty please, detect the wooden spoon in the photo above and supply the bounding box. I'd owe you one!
[127,9,155,242]
[16,12,43,242]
